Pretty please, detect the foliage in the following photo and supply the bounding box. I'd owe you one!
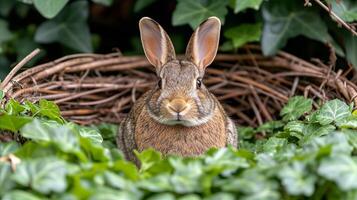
[1,0,357,79]
[34,1,92,52]
[1,95,357,199]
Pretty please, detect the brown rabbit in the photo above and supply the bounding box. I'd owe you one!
[117,16,238,163]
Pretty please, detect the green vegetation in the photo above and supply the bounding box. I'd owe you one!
[1,95,357,199]
[0,0,356,78]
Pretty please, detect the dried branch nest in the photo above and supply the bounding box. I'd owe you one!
[1,45,357,127]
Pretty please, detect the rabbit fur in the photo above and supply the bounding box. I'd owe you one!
[117,17,238,163]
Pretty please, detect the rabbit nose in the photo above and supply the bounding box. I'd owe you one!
[167,99,189,113]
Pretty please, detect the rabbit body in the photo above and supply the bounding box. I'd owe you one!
[117,17,238,162]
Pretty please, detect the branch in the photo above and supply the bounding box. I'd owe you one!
[307,0,357,36]
[0,49,41,90]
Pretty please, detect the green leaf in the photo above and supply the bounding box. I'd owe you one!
[261,0,334,56]
[318,155,357,191]
[2,190,41,200]
[76,125,103,144]
[0,0,16,17]
[0,19,12,44]
[0,114,32,132]
[20,119,78,152]
[238,126,255,139]
[172,0,229,28]
[0,163,15,195]
[300,124,335,145]
[134,0,157,12]
[147,193,175,200]
[103,171,138,191]
[206,193,235,200]
[278,162,316,196]
[92,0,113,6]
[256,120,284,133]
[263,137,287,155]
[80,137,111,162]
[337,116,357,129]
[135,148,163,172]
[316,99,351,125]
[38,99,64,123]
[330,0,357,22]
[5,99,25,115]
[229,0,263,13]
[35,1,92,52]
[88,187,139,200]
[12,157,68,194]
[33,0,69,19]
[92,123,117,139]
[224,23,262,49]
[0,90,4,100]
[0,142,19,156]
[169,158,203,193]
[280,96,312,121]
[342,30,357,68]
[217,169,280,200]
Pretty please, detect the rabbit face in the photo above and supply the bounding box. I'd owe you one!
[139,17,221,127]
[146,60,216,126]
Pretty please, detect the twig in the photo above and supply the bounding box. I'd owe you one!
[0,49,41,90]
[312,0,357,36]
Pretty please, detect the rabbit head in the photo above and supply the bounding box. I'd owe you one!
[139,17,221,127]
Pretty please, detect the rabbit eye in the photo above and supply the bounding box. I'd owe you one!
[196,78,202,88]
[157,79,162,89]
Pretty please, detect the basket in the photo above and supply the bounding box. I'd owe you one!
[1,45,356,127]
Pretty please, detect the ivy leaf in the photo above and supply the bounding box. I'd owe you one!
[88,187,139,200]
[0,163,15,195]
[35,1,92,52]
[318,155,357,191]
[256,120,284,133]
[0,19,12,45]
[0,0,16,17]
[2,190,41,200]
[134,0,158,12]
[278,162,316,196]
[20,119,78,152]
[337,116,357,129]
[263,137,287,155]
[342,30,357,68]
[0,114,32,132]
[5,99,25,115]
[224,23,262,49]
[12,157,68,194]
[229,0,263,13]
[316,99,351,125]
[172,0,229,28]
[75,125,103,144]
[38,99,64,123]
[217,169,280,199]
[280,96,312,121]
[135,148,163,172]
[33,0,69,19]
[92,0,113,6]
[0,142,19,156]
[261,0,334,56]
[147,193,175,200]
[330,0,357,22]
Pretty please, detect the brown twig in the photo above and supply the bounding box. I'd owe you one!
[0,49,41,90]
[1,45,355,127]
[311,0,357,36]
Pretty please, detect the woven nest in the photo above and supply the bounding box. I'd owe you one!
[1,45,357,127]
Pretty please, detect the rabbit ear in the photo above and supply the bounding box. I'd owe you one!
[185,17,221,70]
[139,17,176,72]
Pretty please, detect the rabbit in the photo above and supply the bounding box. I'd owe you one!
[117,16,238,163]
